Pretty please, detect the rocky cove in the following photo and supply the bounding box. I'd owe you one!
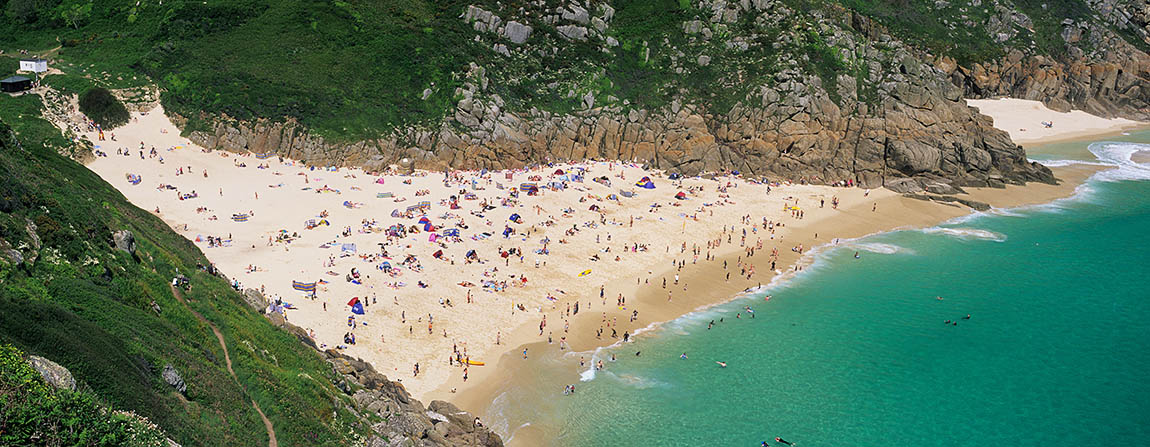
[174,0,1148,196]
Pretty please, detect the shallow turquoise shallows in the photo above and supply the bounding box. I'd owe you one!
[486,132,1150,446]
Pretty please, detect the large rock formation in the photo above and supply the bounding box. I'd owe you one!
[326,350,503,447]
[182,0,1067,192]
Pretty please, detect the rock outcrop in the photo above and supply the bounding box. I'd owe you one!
[325,350,502,446]
[182,0,1066,192]
[112,230,137,255]
[27,355,77,391]
[161,364,187,395]
[241,288,268,313]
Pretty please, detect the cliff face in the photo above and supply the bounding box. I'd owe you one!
[184,0,1062,192]
[179,0,1150,192]
[932,4,1150,120]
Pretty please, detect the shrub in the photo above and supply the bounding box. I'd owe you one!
[78,87,130,129]
[0,344,168,446]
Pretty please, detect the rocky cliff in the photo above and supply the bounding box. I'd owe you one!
[927,0,1150,120]
[183,0,1083,193]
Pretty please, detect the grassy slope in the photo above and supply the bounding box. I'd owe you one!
[0,0,1140,140]
[0,94,364,446]
[0,344,168,446]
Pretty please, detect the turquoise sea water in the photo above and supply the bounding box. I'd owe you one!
[487,132,1150,446]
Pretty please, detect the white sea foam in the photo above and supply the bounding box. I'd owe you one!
[850,242,912,255]
[1087,142,1150,182]
[919,227,1007,242]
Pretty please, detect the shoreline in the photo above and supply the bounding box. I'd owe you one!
[434,163,1103,445]
[64,99,1116,446]
[966,98,1149,147]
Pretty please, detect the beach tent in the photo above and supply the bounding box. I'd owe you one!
[636,177,656,189]
[341,243,357,253]
[588,204,600,211]
[292,281,317,293]
[509,213,522,223]
[502,226,513,237]
[607,194,618,201]
[620,190,636,198]
[669,172,682,180]
[553,169,565,175]
[418,216,431,225]
[675,192,687,200]
[433,249,444,259]
[548,181,565,190]
[442,228,460,237]
[391,209,402,217]
[348,297,365,315]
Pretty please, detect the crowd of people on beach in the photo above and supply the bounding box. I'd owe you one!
[89,117,874,402]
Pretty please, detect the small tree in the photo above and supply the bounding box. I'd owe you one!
[78,87,130,129]
[56,0,91,29]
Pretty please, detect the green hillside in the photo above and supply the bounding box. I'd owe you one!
[0,94,367,446]
[3,0,1140,141]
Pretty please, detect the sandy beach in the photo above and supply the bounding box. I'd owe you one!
[73,101,1107,445]
[967,98,1147,146]
[82,107,921,399]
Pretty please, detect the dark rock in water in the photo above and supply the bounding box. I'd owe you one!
[162,364,187,395]
[113,230,137,255]
[28,355,76,391]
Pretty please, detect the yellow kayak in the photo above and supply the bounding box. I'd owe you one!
[464,360,485,366]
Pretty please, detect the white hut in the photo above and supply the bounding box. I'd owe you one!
[18,59,47,73]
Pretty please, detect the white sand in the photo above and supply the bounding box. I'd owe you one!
[967,98,1145,146]
[82,107,885,398]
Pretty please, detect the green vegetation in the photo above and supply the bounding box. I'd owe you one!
[802,30,848,105]
[832,0,1004,66]
[0,94,367,446]
[0,0,1141,141]
[79,87,130,128]
[0,344,168,446]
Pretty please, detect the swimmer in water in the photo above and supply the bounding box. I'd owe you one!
[776,437,792,445]
[854,251,860,259]
[936,296,944,300]
[680,353,688,359]
[716,361,727,368]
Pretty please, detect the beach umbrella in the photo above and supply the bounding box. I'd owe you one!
[348,297,365,315]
